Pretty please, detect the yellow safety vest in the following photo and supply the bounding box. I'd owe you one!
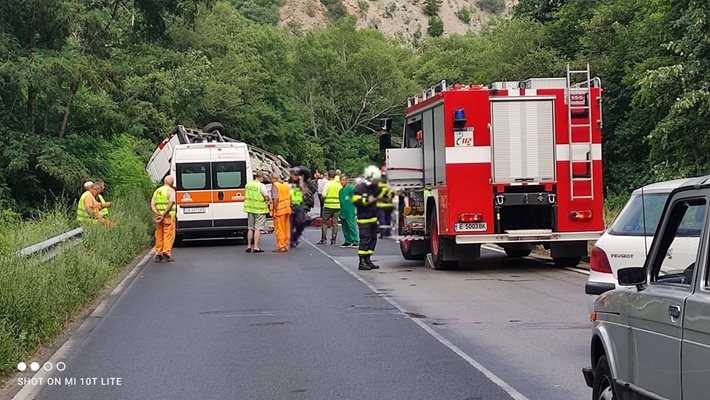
[244,181,269,214]
[98,194,109,216]
[323,180,341,210]
[152,186,176,217]
[377,182,394,208]
[76,191,97,223]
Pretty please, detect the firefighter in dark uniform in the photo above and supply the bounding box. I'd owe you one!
[352,165,383,270]
[377,174,394,238]
[289,169,305,247]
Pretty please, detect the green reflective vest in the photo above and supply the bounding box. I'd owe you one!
[291,184,303,206]
[323,180,341,210]
[244,181,269,214]
[98,194,109,216]
[152,186,176,217]
[76,191,97,223]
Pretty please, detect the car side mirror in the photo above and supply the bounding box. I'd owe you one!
[617,267,647,290]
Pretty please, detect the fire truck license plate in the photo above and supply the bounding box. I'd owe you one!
[183,207,207,214]
[454,223,487,232]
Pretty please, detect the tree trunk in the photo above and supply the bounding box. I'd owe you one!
[58,82,79,138]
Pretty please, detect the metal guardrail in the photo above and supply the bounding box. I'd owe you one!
[15,227,84,261]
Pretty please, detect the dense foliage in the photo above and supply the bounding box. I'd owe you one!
[0,0,708,214]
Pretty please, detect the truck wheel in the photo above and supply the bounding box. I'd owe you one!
[429,213,458,270]
[554,256,581,268]
[174,234,184,247]
[592,355,616,400]
[400,240,425,260]
[504,247,532,258]
[202,122,226,135]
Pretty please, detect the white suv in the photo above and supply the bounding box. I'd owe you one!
[585,178,698,305]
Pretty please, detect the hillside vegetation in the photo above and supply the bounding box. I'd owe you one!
[0,0,708,215]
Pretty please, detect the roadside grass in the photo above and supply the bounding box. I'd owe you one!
[0,206,75,256]
[0,190,152,378]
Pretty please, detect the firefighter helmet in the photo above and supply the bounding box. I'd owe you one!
[363,165,382,180]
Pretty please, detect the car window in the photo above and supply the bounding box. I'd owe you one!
[177,163,210,191]
[651,198,706,286]
[609,193,668,236]
[212,161,246,189]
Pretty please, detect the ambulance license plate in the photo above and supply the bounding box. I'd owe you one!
[183,207,206,214]
[454,222,487,232]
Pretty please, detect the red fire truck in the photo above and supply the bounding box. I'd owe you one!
[386,65,604,269]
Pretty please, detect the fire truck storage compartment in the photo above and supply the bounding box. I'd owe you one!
[386,148,424,188]
[495,186,556,233]
[490,99,555,184]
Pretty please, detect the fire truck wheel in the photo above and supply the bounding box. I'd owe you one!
[503,247,532,258]
[429,213,458,270]
[553,256,581,268]
[505,249,532,258]
[399,240,426,260]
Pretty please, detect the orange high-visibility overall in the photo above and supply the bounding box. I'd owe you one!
[273,181,292,251]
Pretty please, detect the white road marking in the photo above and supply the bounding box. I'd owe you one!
[12,252,153,400]
[306,239,530,400]
[481,245,591,276]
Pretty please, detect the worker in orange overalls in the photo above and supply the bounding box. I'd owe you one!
[271,172,292,252]
[151,175,177,262]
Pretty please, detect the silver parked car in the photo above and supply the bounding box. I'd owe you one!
[583,176,710,400]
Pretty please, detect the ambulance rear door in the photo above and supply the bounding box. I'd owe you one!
[210,145,248,229]
[174,147,214,231]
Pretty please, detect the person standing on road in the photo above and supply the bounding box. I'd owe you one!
[317,172,328,218]
[244,171,270,254]
[319,170,341,245]
[289,169,307,248]
[271,172,292,252]
[151,175,177,262]
[377,174,394,238]
[353,166,382,270]
[338,175,359,248]
[95,179,112,218]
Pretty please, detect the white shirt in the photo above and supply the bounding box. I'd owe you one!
[317,178,328,195]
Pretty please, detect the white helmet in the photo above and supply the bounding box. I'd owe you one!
[363,165,382,180]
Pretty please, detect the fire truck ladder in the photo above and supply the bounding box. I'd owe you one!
[566,64,595,201]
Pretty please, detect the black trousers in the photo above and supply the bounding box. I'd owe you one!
[290,206,306,244]
[358,222,378,255]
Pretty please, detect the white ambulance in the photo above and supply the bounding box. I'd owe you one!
[146,123,289,241]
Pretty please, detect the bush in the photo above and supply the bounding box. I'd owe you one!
[0,190,152,377]
[428,16,444,37]
[456,7,472,23]
[477,0,505,14]
[357,0,369,12]
[320,0,348,19]
[423,0,442,16]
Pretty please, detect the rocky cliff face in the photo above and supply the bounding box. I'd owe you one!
[279,0,516,41]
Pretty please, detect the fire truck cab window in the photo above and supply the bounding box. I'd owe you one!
[177,163,211,191]
[212,161,246,190]
[405,117,423,148]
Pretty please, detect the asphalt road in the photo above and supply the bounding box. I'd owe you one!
[25,230,517,400]
[20,227,592,400]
